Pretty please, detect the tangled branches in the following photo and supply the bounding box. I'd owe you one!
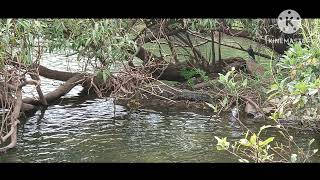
[0,60,43,152]
[109,56,171,99]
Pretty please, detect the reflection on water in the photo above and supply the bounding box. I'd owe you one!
[1,99,319,162]
[1,53,319,162]
[0,100,232,162]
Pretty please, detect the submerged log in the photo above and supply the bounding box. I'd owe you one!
[116,97,213,114]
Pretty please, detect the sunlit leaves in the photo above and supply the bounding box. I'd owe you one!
[215,126,276,163]
[259,137,274,148]
[214,136,230,151]
[180,67,209,87]
[205,102,218,113]
[238,159,249,163]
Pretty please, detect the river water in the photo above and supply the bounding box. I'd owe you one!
[0,53,320,162]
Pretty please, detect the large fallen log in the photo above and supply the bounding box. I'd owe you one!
[38,65,78,81]
[139,81,264,117]
[22,74,89,106]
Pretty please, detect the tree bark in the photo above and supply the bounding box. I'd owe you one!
[30,73,48,106]
[211,30,216,67]
[38,65,79,81]
[22,74,89,106]
[218,31,222,66]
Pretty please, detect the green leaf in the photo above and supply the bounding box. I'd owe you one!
[85,38,91,47]
[280,77,289,89]
[301,95,308,105]
[18,20,29,29]
[268,84,279,93]
[27,48,32,64]
[102,71,107,82]
[34,20,41,28]
[249,133,257,145]
[214,136,221,142]
[244,130,249,139]
[313,149,318,154]
[215,136,230,150]
[294,82,308,94]
[308,138,315,146]
[104,69,110,80]
[238,159,249,163]
[221,97,228,107]
[225,71,231,80]
[205,102,218,112]
[259,137,274,147]
[218,73,225,83]
[6,19,12,31]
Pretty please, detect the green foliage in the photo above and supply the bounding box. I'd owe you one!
[181,67,198,79]
[301,19,320,51]
[215,125,275,162]
[0,19,137,70]
[205,68,253,113]
[217,67,248,94]
[180,67,209,87]
[185,19,218,32]
[268,20,320,123]
[214,136,230,151]
[268,41,320,122]
[42,19,136,66]
[215,125,318,163]
[96,68,111,83]
[0,19,44,65]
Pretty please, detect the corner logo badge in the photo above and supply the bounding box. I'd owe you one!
[277,9,301,34]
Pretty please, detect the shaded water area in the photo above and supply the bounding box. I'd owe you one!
[1,53,320,162]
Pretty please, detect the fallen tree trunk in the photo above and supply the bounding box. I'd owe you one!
[21,103,36,112]
[22,74,89,106]
[121,81,264,118]
[38,65,78,81]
